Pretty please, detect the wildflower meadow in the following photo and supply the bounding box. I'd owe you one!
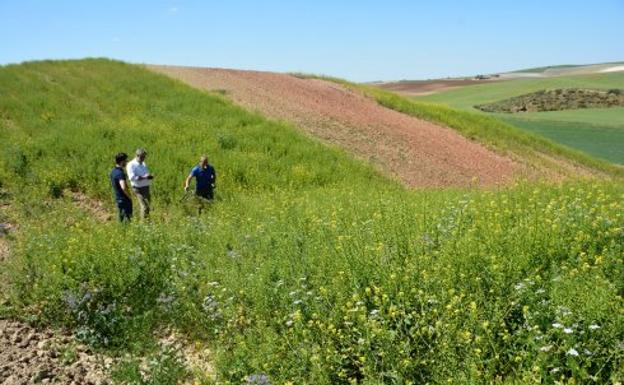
[0,60,622,384]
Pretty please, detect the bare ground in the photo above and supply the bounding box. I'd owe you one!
[0,320,111,385]
[0,240,9,263]
[371,78,502,96]
[148,65,525,188]
[68,192,112,222]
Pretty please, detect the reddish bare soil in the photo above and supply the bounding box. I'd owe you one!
[373,78,502,96]
[148,65,523,188]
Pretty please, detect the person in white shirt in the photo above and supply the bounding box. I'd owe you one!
[126,148,154,220]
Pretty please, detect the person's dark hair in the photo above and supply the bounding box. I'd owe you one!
[115,152,128,165]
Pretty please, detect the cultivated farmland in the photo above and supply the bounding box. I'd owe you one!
[410,71,624,164]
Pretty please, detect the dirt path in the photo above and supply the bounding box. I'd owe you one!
[148,65,523,188]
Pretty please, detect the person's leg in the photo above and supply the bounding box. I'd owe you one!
[117,199,132,222]
[134,187,150,220]
[143,187,151,218]
[117,200,125,222]
[195,188,212,214]
[124,200,133,222]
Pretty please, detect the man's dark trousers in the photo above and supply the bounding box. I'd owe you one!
[117,198,133,222]
[196,187,214,201]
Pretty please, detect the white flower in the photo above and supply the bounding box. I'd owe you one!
[514,283,525,291]
[536,288,546,294]
[589,324,600,330]
[293,299,303,305]
[369,309,379,316]
[563,328,573,334]
[539,345,553,352]
[289,291,298,296]
[550,367,560,373]
[566,348,579,357]
[285,320,294,327]
[584,349,593,356]
[552,322,563,329]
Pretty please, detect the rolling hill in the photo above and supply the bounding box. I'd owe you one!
[391,66,624,165]
[150,65,623,186]
[1,59,623,384]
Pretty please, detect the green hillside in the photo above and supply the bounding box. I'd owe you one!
[509,61,624,74]
[312,76,622,177]
[416,72,624,110]
[1,60,623,384]
[415,73,624,164]
[511,64,583,74]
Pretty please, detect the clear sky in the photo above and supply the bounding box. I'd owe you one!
[1,0,623,81]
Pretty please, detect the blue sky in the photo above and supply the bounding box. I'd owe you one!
[1,0,623,81]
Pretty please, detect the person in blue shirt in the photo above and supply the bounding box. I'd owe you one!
[184,155,216,201]
[110,152,132,222]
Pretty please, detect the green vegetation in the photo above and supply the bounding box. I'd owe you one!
[500,107,624,127]
[475,89,624,113]
[510,62,624,75]
[1,60,624,384]
[500,118,624,165]
[413,73,624,164]
[510,64,582,74]
[318,79,623,176]
[416,73,624,111]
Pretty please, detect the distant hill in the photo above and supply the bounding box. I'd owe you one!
[510,61,624,76]
[374,61,624,96]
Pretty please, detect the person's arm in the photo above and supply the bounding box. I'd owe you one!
[144,163,153,179]
[184,175,193,191]
[127,162,140,182]
[184,167,196,191]
[119,179,132,199]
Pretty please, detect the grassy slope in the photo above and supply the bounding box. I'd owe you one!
[413,73,624,164]
[510,61,624,74]
[510,64,583,74]
[496,107,624,127]
[0,59,387,202]
[312,75,623,176]
[502,117,624,164]
[1,60,623,384]
[416,72,624,110]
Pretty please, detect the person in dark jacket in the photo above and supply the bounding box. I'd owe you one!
[110,152,133,222]
[184,155,216,212]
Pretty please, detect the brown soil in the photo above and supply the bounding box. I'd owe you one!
[69,192,112,222]
[148,65,522,188]
[157,329,214,383]
[0,240,9,263]
[373,78,501,96]
[0,319,111,385]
